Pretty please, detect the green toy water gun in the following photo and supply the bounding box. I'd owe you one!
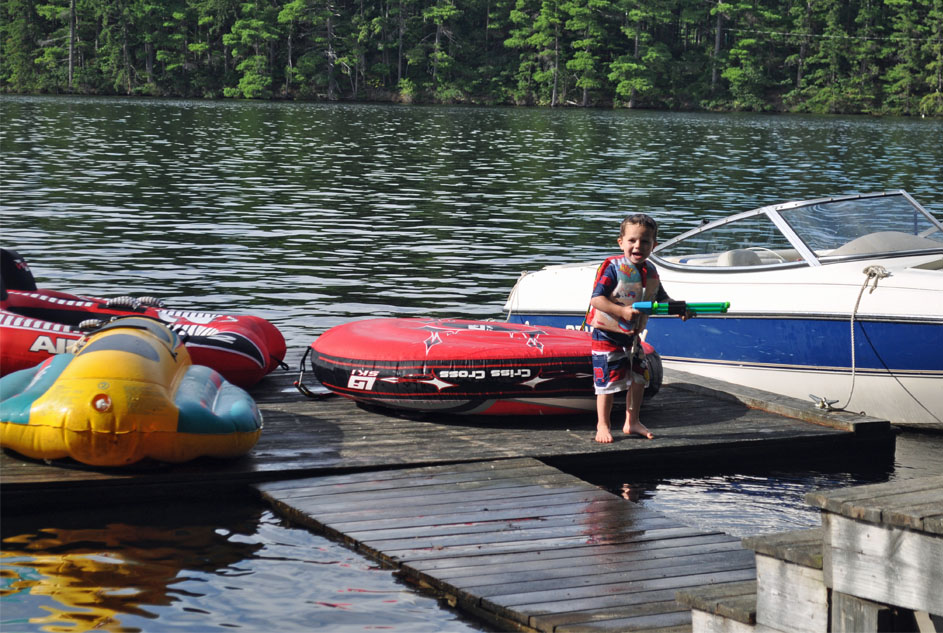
[631,301,730,315]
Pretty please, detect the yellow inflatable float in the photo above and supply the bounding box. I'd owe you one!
[0,317,262,466]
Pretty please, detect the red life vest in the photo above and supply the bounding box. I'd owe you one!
[583,256,658,333]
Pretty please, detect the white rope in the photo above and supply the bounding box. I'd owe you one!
[827,265,891,412]
[838,263,943,425]
[815,265,890,410]
[841,264,943,425]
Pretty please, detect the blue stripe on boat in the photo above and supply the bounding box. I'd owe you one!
[507,313,943,374]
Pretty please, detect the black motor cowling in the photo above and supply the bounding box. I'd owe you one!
[1,247,38,294]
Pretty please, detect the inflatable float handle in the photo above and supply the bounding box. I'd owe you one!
[632,301,730,315]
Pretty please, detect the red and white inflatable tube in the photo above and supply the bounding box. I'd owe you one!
[1,289,286,388]
[0,309,82,376]
[303,317,661,415]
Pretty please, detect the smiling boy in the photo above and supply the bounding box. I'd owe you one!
[587,213,687,443]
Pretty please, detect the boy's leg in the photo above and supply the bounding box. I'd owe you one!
[591,337,627,444]
[623,380,653,439]
[595,393,615,443]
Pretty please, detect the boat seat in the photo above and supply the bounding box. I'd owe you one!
[717,249,763,267]
[830,231,941,256]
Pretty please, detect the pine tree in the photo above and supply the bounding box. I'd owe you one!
[1,0,43,91]
[919,0,943,114]
[223,0,280,98]
[608,0,673,108]
[883,0,928,114]
[563,0,612,106]
[719,1,784,111]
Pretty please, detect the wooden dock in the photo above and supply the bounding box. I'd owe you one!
[808,475,943,626]
[0,367,893,513]
[0,362,907,631]
[678,476,943,633]
[258,457,758,632]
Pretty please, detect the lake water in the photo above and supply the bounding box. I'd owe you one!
[1,95,942,632]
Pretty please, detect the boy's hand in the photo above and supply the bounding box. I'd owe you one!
[680,309,694,321]
[618,306,641,334]
[622,306,640,322]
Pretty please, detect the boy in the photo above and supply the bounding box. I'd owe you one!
[587,214,687,443]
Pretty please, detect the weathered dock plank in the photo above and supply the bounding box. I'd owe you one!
[741,527,823,569]
[678,477,943,633]
[405,533,740,575]
[426,538,746,582]
[674,580,758,626]
[257,457,757,633]
[806,474,943,532]
[1,367,893,513]
[428,546,748,589]
[805,476,943,619]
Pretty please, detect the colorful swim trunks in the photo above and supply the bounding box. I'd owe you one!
[591,338,648,395]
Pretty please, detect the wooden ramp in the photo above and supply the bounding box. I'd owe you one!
[257,457,757,633]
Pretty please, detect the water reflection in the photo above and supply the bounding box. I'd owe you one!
[1,502,264,632]
[599,431,943,538]
[1,499,483,633]
[618,471,850,538]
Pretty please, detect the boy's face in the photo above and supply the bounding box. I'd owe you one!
[618,224,657,265]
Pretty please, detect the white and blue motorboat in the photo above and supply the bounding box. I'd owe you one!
[504,190,943,428]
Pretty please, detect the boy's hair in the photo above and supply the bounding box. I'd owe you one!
[620,213,658,239]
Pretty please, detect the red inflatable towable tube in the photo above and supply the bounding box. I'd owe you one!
[1,289,286,388]
[2,242,285,388]
[0,309,82,376]
[302,317,661,415]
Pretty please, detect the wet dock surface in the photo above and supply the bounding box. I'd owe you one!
[258,457,757,633]
[0,367,890,513]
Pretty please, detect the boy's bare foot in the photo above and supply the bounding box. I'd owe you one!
[624,421,654,439]
[595,424,614,443]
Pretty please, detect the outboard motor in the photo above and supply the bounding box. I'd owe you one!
[0,248,38,292]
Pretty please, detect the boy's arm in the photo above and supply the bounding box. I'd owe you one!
[590,295,641,334]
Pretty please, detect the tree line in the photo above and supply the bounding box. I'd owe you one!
[2,0,942,115]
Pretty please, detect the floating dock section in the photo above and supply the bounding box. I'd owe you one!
[258,457,757,632]
[1,369,893,512]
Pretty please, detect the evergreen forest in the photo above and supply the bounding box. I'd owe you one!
[2,0,942,115]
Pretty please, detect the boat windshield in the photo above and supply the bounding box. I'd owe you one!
[652,192,943,270]
[653,213,803,268]
[778,194,943,261]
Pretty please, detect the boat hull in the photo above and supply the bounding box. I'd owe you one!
[504,192,943,427]
[508,310,942,425]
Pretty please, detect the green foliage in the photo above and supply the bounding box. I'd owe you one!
[398,77,417,98]
[919,91,943,115]
[1,0,42,91]
[222,1,279,99]
[609,55,650,100]
[722,38,769,111]
[1,0,941,115]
